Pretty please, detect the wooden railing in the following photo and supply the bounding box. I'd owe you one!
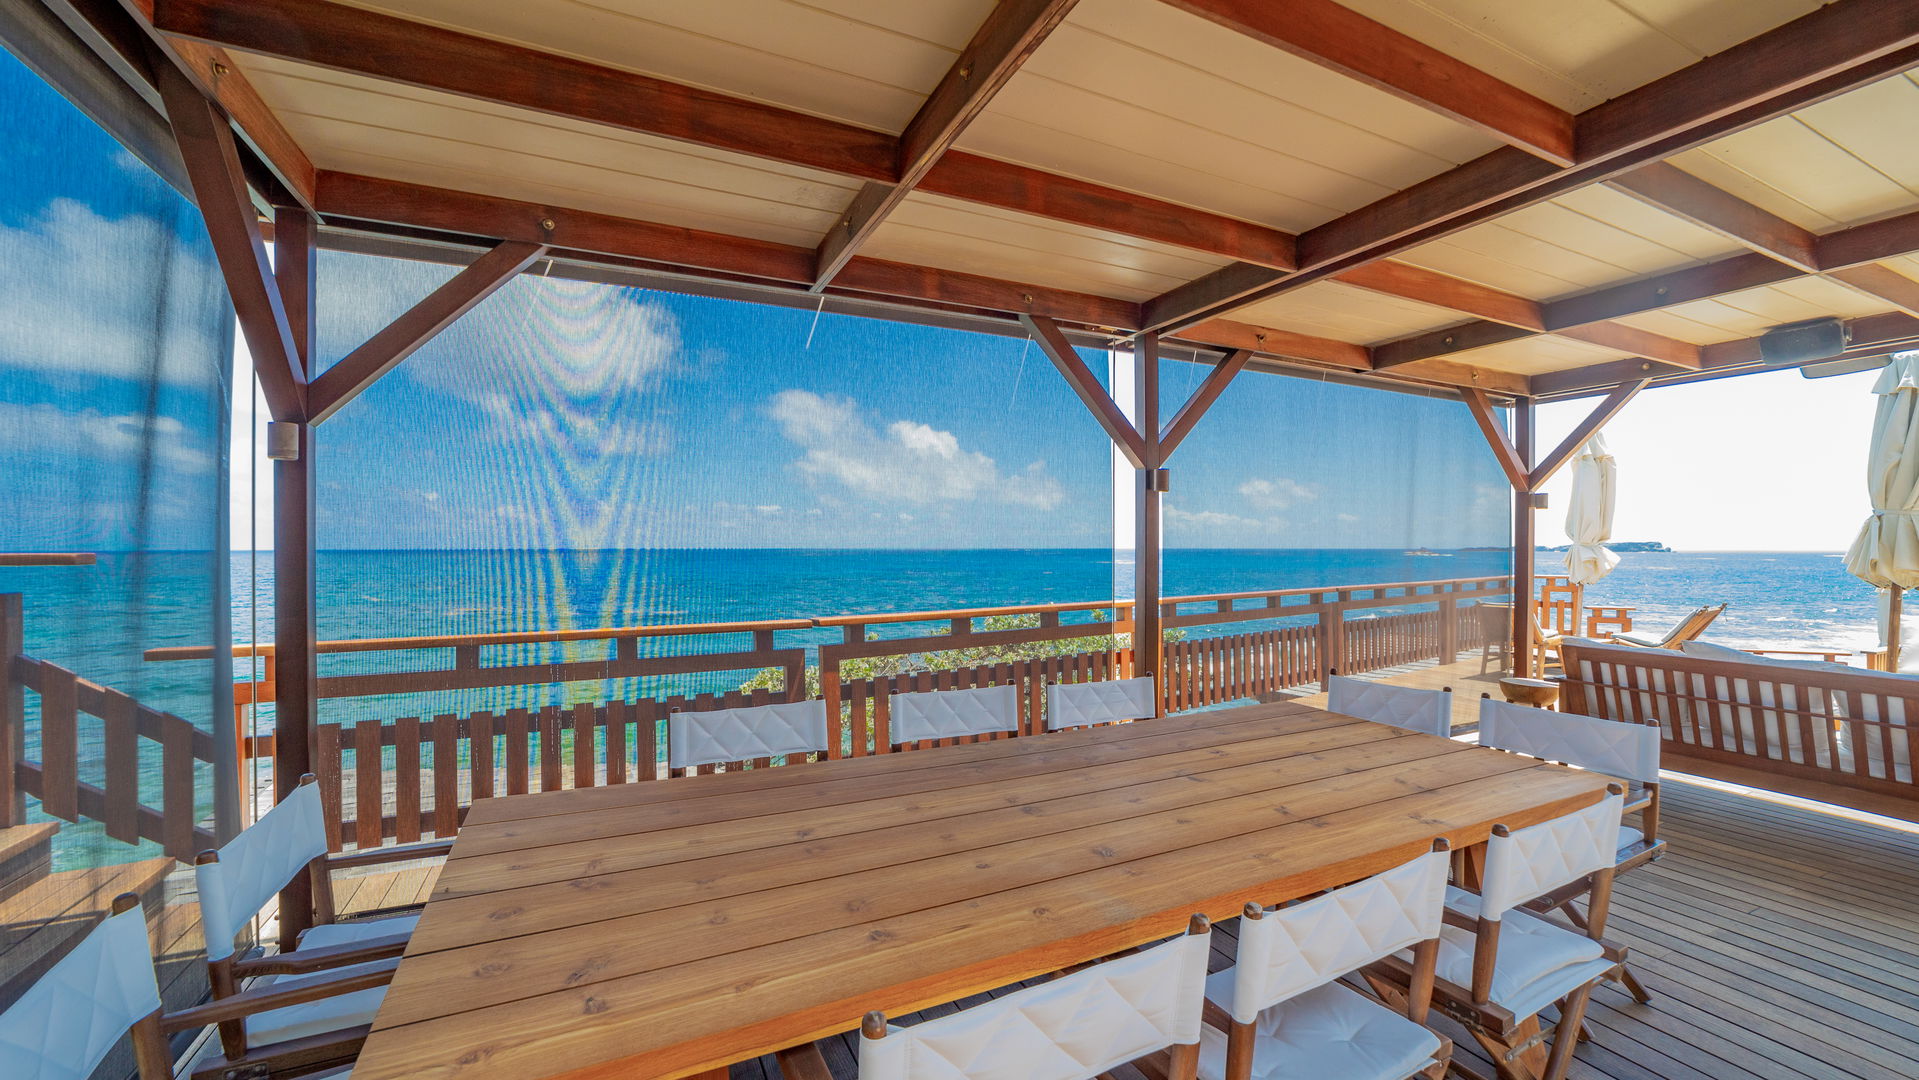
[0,595,217,861]
[138,575,1513,851]
[1561,639,1919,805]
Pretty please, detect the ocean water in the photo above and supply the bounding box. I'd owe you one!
[1555,549,1879,654]
[7,547,1885,733]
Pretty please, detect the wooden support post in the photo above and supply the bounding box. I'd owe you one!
[1135,333,1164,697]
[272,205,319,947]
[0,593,22,826]
[1512,398,1537,679]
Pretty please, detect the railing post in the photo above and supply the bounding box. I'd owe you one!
[1438,593,1459,663]
[0,593,22,826]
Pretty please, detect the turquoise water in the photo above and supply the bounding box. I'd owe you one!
[7,547,1883,736]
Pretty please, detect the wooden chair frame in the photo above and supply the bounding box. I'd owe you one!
[106,892,396,1080]
[197,773,450,1060]
[1209,838,1454,1080]
[1368,787,1628,1080]
[1607,604,1725,649]
[794,914,1212,1080]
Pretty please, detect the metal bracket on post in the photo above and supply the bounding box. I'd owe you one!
[1145,468,1171,492]
[266,421,301,461]
[1528,491,1549,509]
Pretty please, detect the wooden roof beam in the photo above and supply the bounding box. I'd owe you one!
[813,0,1079,288]
[1828,264,1919,317]
[156,59,305,421]
[1158,0,1573,165]
[1336,261,1699,370]
[1532,310,1919,397]
[314,172,1142,331]
[1461,387,1530,491]
[1022,315,1147,467]
[1528,380,1648,489]
[1141,0,1919,333]
[1606,162,1819,272]
[147,0,1296,272]
[1157,350,1252,460]
[307,240,549,424]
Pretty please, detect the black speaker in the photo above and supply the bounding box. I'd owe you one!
[1758,317,1847,366]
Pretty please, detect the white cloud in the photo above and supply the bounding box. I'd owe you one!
[767,390,1065,510]
[0,400,214,475]
[1238,477,1317,510]
[1337,512,1361,523]
[0,199,226,383]
[1165,507,1270,531]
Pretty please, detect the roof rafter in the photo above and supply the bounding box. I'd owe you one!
[1335,260,1699,370]
[813,0,1080,288]
[155,58,305,420]
[1606,162,1819,272]
[307,239,549,424]
[1140,0,1919,333]
[1364,193,1919,370]
[1158,0,1574,165]
[144,0,1298,274]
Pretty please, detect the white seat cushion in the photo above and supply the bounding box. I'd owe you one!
[245,960,391,1045]
[1424,893,1609,1020]
[296,913,420,952]
[1198,980,1441,1080]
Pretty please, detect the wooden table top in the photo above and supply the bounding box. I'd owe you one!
[351,700,1611,1080]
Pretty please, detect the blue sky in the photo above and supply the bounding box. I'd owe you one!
[292,250,1509,550]
[0,47,231,553]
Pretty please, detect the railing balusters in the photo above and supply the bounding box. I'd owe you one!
[393,715,421,843]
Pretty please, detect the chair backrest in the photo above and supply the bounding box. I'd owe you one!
[1045,676,1157,731]
[890,683,1019,744]
[858,923,1210,1080]
[197,777,329,962]
[1478,699,1659,784]
[1661,604,1725,647]
[0,905,161,1080]
[1327,676,1451,737]
[1479,793,1624,920]
[667,699,830,770]
[1227,849,1448,1025]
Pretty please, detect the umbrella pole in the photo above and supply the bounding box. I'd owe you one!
[1891,586,1904,672]
[1571,583,1585,637]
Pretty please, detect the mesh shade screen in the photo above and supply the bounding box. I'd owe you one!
[310,252,1117,725]
[0,42,234,1054]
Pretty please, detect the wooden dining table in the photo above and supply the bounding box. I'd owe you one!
[350,698,1612,1080]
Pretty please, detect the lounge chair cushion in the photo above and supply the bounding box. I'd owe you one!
[1197,979,1441,1080]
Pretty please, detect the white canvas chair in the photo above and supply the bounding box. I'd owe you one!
[1327,676,1451,738]
[1479,699,1663,1003]
[0,894,384,1080]
[889,682,1019,745]
[857,914,1213,1080]
[1046,676,1157,731]
[666,698,830,772]
[196,774,437,1060]
[1392,791,1627,1080]
[1201,844,1452,1080]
